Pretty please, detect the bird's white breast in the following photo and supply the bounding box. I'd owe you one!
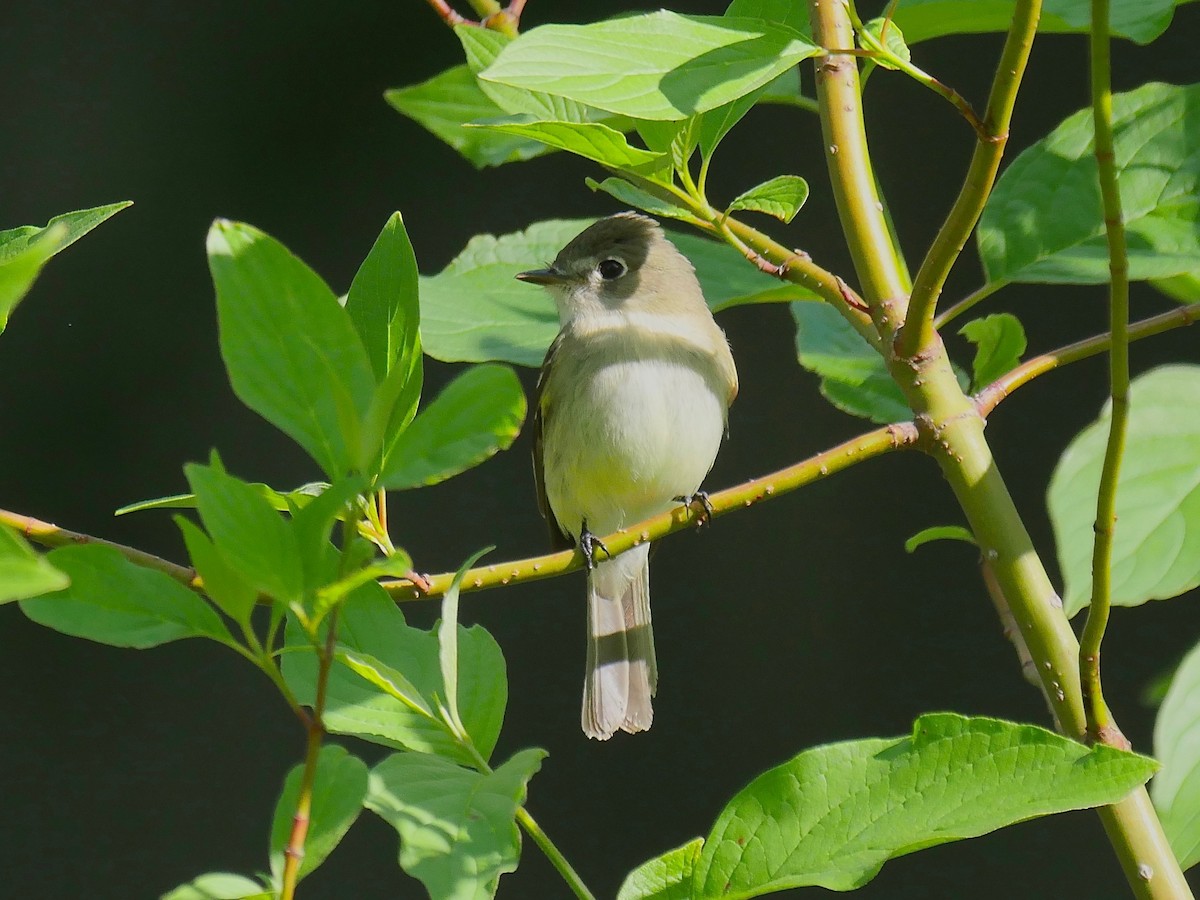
[541,311,730,538]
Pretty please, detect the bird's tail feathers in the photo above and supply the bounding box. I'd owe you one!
[583,543,657,740]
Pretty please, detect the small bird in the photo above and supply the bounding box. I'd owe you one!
[517,213,738,740]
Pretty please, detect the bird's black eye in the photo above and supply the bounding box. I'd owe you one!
[597,258,626,280]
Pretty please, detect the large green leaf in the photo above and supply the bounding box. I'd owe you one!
[1153,638,1200,870]
[20,545,230,648]
[176,519,258,628]
[385,65,550,169]
[479,12,820,121]
[619,838,704,900]
[381,364,525,491]
[792,302,911,423]
[185,460,304,604]
[979,82,1200,287]
[282,583,508,763]
[365,749,545,900]
[0,523,69,604]
[0,202,131,332]
[890,0,1190,46]
[1049,365,1200,616]
[207,220,376,477]
[691,714,1155,897]
[421,219,812,367]
[269,744,369,885]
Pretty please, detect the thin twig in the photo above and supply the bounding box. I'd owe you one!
[279,608,339,900]
[385,422,918,600]
[423,0,471,27]
[975,302,1200,417]
[897,0,1042,358]
[0,509,199,586]
[516,807,595,900]
[1079,0,1129,751]
[933,281,1007,330]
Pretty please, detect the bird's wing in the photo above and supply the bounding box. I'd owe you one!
[533,331,575,551]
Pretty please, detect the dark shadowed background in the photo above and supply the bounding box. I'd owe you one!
[2,2,1198,898]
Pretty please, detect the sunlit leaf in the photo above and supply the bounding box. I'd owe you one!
[727,175,809,223]
[619,838,704,900]
[381,364,526,491]
[469,117,664,169]
[692,714,1156,896]
[0,523,69,604]
[480,12,820,121]
[21,545,230,648]
[366,749,545,900]
[979,82,1200,287]
[160,872,271,900]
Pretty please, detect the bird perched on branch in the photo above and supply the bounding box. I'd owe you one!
[517,212,738,740]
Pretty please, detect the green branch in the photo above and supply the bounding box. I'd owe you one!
[516,807,595,900]
[388,421,918,600]
[897,0,1041,358]
[808,0,910,314]
[975,302,1200,417]
[1079,0,1128,751]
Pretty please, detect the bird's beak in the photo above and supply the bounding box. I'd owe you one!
[516,266,567,285]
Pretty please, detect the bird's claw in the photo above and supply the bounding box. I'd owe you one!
[675,491,715,527]
[579,521,610,571]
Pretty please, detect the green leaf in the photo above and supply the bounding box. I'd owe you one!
[619,838,705,900]
[792,302,971,422]
[0,523,69,604]
[269,744,369,885]
[381,364,526,491]
[959,312,1027,391]
[336,648,435,719]
[185,460,304,604]
[727,175,809,223]
[288,478,368,596]
[479,12,820,121]
[889,0,1186,46]
[116,481,329,517]
[1049,365,1200,616]
[365,748,546,900]
[385,65,551,169]
[160,873,271,900]
[347,213,421,383]
[0,202,131,332]
[792,302,909,423]
[20,544,230,648]
[1152,637,1200,870]
[348,214,425,480]
[207,220,375,477]
[470,117,665,169]
[421,219,813,367]
[585,178,705,226]
[457,26,631,131]
[283,583,508,763]
[723,0,809,34]
[1152,271,1200,303]
[176,518,258,627]
[692,714,1156,896]
[861,17,911,70]
[904,525,977,554]
[439,548,494,738]
[979,82,1200,287]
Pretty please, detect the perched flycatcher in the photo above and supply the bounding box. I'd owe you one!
[517,213,738,740]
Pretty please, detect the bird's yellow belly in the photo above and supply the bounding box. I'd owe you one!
[543,357,726,538]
